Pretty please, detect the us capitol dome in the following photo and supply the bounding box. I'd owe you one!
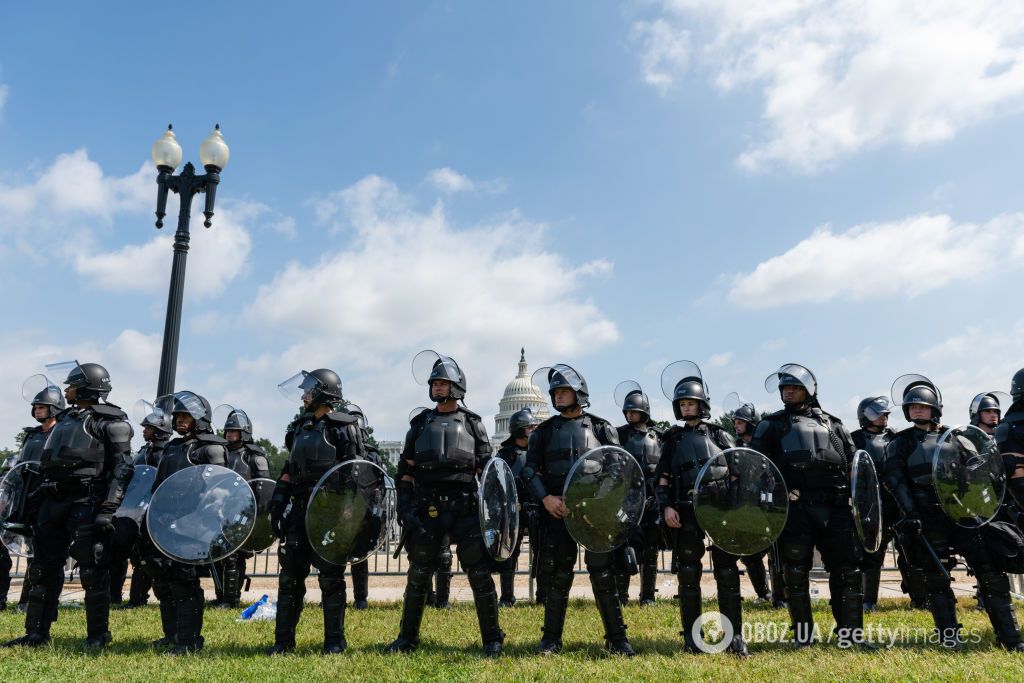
[492,348,550,443]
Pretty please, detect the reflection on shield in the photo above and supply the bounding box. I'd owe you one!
[243,478,277,552]
[562,446,645,553]
[113,465,157,525]
[479,458,520,561]
[851,450,883,553]
[932,425,1005,528]
[0,461,42,541]
[693,447,788,556]
[148,465,256,564]
[305,460,392,565]
[1,529,32,558]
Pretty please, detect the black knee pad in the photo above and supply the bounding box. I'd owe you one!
[466,565,495,592]
[714,563,740,589]
[279,573,306,596]
[78,565,105,591]
[838,565,862,592]
[549,570,574,593]
[784,564,810,593]
[408,562,435,590]
[678,562,702,589]
[977,571,1011,596]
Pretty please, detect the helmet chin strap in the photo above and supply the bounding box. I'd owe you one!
[912,418,932,426]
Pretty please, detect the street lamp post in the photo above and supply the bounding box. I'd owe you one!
[150,124,230,397]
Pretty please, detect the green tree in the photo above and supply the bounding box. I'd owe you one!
[652,420,672,432]
[256,437,288,479]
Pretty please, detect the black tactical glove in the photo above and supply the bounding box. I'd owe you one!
[396,479,426,536]
[269,479,292,538]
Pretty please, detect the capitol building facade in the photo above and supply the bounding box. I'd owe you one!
[491,348,551,443]
[376,349,550,463]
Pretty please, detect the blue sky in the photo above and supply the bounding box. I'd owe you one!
[2,1,1023,447]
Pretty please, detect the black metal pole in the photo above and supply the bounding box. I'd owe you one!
[156,187,195,397]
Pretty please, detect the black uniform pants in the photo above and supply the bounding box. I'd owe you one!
[911,502,1022,646]
[672,509,744,644]
[536,515,628,644]
[27,497,108,639]
[274,502,348,648]
[396,500,502,645]
[778,499,864,643]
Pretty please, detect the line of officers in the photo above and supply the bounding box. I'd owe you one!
[2,355,1024,658]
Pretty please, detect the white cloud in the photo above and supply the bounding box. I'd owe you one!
[426,167,506,195]
[0,84,8,118]
[242,174,618,437]
[630,18,691,94]
[636,1,1024,171]
[0,329,163,450]
[728,213,1024,308]
[918,320,1024,420]
[709,351,733,368]
[73,199,254,300]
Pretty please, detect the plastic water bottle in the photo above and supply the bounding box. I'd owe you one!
[239,594,269,621]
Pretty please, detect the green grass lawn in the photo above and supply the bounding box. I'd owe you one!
[0,598,1020,681]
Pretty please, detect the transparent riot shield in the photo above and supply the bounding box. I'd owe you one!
[305,460,392,565]
[562,446,645,552]
[0,461,41,538]
[693,447,788,556]
[242,477,277,552]
[933,425,1005,527]
[113,464,157,525]
[851,449,883,553]
[479,458,520,561]
[147,465,257,564]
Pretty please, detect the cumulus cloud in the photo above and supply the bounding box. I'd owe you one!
[0,329,163,450]
[634,1,1024,171]
[918,320,1024,419]
[73,199,255,300]
[426,167,506,195]
[242,174,618,437]
[728,213,1024,308]
[0,84,8,118]
[630,18,690,94]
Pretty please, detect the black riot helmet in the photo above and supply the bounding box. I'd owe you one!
[167,391,214,433]
[533,363,590,410]
[223,409,254,443]
[278,369,344,408]
[412,350,467,402]
[969,391,1009,426]
[733,402,760,427]
[764,363,817,409]
[345,403,368,431]
[892,374,942,424]
[1012,368,1024,403]
[141,410,173,438]
[614,380,650,422]
[22,375,65,420]
[46,360,112,402]
[661,360,710,420]
[509,407,541,438]
[857,396,892,429]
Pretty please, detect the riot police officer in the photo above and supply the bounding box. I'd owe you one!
[656,362,747,655]
[730,400,781,607]
[750,364,867,648]
[495,407,541,607]
[615,385,662,606]
[267,370,364,655]
[997,371,1024,531]
[971,391,1005,436]
[211,408,269,609]
[4,362,133,650]
[851,396,926,612]
[344,403,379,610]
[520,364,636,656]
[884,375,1023,650]
[111,406,172,609]
[385,352,504,657]
[0,379,63,612]
[146,391,227,654]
